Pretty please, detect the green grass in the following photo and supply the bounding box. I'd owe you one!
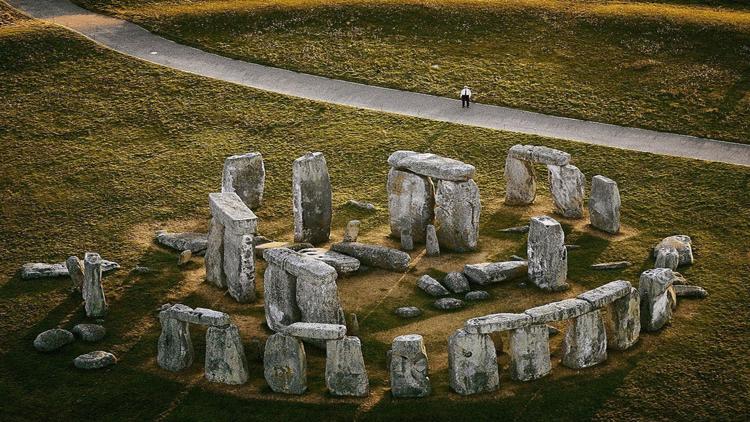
[1,4,750,421]
[71,0,750,144]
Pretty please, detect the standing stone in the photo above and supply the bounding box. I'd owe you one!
[65,256,84,291]
[606,287,641,350]
[72,324,106,342]
[293,152,332,244]
[527,216,568,291]
[325,336,369,397]
[653,235,694,270]
[296,274,346,329]
[639,268,676,331]
[157,314,193,372]
[509,324,551,381]
[205,324,249,385]
[504,155,536,205]
[263,263,300,331]
[561,310,607,369]
[448,329,499,395]
[387,168,434,242]
[348,314,360,337]
[390,334,431,398]
[435,179,480,252]
[589,175,621,234]
[548,164,585,219]
[443,272,470,294]
[425,224,440,256]
[83,252,107,318]
[264,333,307,395]
[205,218,226,288]
[400,228,414,251]
[222,152,265,209]
[343,220,360,242]
[223,233,255,303]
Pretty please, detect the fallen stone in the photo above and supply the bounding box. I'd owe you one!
[388,150,475,181]
[509,324,551,381]
[331,242,410,272]
[527,216,568,291]
[73,351,117,369]
[433,298,465,310]
[297,248,361,275]
[343,220,360,242]
[131,266,151,274]
[591,261,631,270]
[417,275,450,297]
[548,164,585,219]
[500,225,530,233]
[72,324,106,342]
[33,328,74,352]
[443,272,470,294]
[157,313,193,372]
[589,175,621,233]
[504,155,536,205]
[394,306,422,318]
[400,228,414,251]
[465,313,531,334]
[606,287,640,350]
[264,333,307,394]
[83,252,108,318]
[155,231,208,254]
[293,152,332,244]
[465,290,490,301]
[387,168,434,243]
[425,224,440,257]
[435,179,481,252]
[65,256,85,291]
[344,200,377,212]
[673,284,708,298]
[208,192,258,234]
[524,298,593,324]
[284,322,347,340]
[508,144,571,166]
[654,235,694,269]
[21,260,119,280]
[221,152,265,210]
[577,280,632,308]
[389,334,431,398]
[205,324,249,385]
[639,268,676,331]
[448,329,499,395]
[178,250,192,266]
[463,261,528,285]
[561,310,607,369]
[325,336,369,397]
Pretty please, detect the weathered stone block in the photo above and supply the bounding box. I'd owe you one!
[223,232,255,303]
[263,263,300,331]
[157,313,193,372]
[298,248,360,275]
[387,168,434,242]
[343,220,360,243]
[325,336,369,397]
[222,152,265,209]
[463,261,528,285]
[293,152,332,244]
[653,235,694,269]
[205,324,249,385]
[388,150,475,181]
[509,324,551,381]
[527,216,568,291]
[264,333,306,394]
[435,179,480,252]
[504,155,536,205]
[606,287,640,350]
[639,268,676,331]
[589,175,621,233]
[524,298,592,324]
[155,231,208,254]
[417,275,450,297]
[465,313,531,334]
[205,217,226,288]
[389,334,431,398]
[577,280,632,308]
[285,322,347,340]
[508,144,571,166]
[548,164,585,219]
[561,310,607,369]
[331,242,410,272]
[208,192,258,234]
[443,272,470,294]
[83,252,107,318]
[448,329,499,395]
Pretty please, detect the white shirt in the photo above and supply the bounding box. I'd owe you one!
[461,88,472,97]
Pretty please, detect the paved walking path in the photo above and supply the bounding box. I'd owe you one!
[9,0,750,166]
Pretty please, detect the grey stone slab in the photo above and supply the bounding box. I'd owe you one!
[297,248,360,275]
[394,306,422,319]
[653,235,694,269]
[509,324,551,381]
[548,164,585,219]
[209,192,258,234]
[222,152,265,210]
[417,275,450,297]
[293,152,332,244]
[222,233,255,304]
[435,179,480,252]
[331,242,410,272]
[205,324,249,385]
[508,144,571,166]
[83,252,107,318]
[388,150,475,181]
[465,313,531,334]
[263,263,301,332]
[284,322,347,340]
[561,310,608,369]
[264,333,306,395]
[157,314,193,372]
[325,336,369,397]
[527,216,568,291]
[34,328,74,352]
[674,284,708,298]
[443,272,470,293]
[463,261,528,285]
[204,217,226,288]
[464,290,490,301]
[155,231,208,254]
[606,287,640,350]
[524,298,593,324]
[577,280,632,308]
[433,297,465,310]
[387,168,434,243]
[589,175,621,234]
[448,329,499,395]
[73,351,117,369]
[162,303,231,327]
[504,155,536,205]
[590,261,631,270]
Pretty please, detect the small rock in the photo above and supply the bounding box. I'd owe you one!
[417,275,450,297]
[500,225,529,233]
[395,306,422,318]
[131,266,151,274]
[431,64,440,69]
[443,272,470,294]
[673,284,708,298]
[344,200,377,212]
[73,351,117,369]
[425,225,440,257]
[433,298,465,310]
[465,290,490,301]
[518,282,528,288]
[178,250,192,266]
[590,261,631,270]
[547,325,560,336]
[155,231,208,254]
[33,328,74,352]
[72,324,106,342]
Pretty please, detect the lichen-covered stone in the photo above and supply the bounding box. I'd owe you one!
[448,329,499,395]
[443,272,470,293]
[331,242,410,271]
[263,263,300,332]
[325,336,369,397]
[425,224,440,257]
[548,164,585,219]
[588,175,621,233]
[73,351,116,369]
[561,310,607,369]
[264,333,307,395]
[504,155,536,205]
[463,261,527,286]
[606,287,640,350]
[435,179,480,252]
[433,297,465,310]
[417,275,450,297]
[285,322,347,340]
[389,334,431,398]
[204,217,226,288]
[509,324,551,381]
[388,150,475,181]
[465,313,531,334]
[33,328,74,352]
[653,235,694,269]
[394,306,422,319]
[343,220,360,243]
[293,152,332,244]
[66,256,84,291]
[577,280,632,308]
[639,268,676,331]
[21,262,68,280]
[72,324,106,342]
[298,248,360,275]
[222,152,265,209]
[157,313,193,372]
[155,231,208,254]
[205,324,249,385]
[83,252,107,318]
[387,168,434,243]
[527,216,568,291]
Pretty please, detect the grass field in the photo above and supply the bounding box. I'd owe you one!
[71,0,750,144]
[2,2,750,421]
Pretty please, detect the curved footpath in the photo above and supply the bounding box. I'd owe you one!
[8,0,750,167]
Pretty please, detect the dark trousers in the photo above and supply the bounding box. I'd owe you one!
[461,95,470,108]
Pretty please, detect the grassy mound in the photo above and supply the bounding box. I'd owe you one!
[1,4,749,420]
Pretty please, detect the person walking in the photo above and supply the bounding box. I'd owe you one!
[460,85,472,108]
